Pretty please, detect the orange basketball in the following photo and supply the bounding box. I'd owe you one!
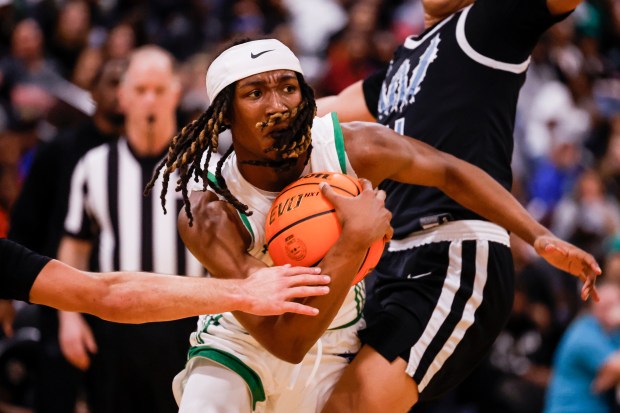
[265,172,384,285]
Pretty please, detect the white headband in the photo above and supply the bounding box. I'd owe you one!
[205,39,303,103]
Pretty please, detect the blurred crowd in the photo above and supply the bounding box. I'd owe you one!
[1,0,620,412]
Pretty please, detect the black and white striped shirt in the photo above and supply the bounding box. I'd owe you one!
[65,138,203,276]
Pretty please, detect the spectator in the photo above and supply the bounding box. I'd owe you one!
[0,18,60,131]
[544,281,620,413]
[551,168,620,261]
[48,0,92,79]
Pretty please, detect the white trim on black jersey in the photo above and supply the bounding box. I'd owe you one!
[403,14,455,50]
[456,5,530,74]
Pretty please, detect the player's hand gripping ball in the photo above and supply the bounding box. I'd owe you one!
[265,172,385,285]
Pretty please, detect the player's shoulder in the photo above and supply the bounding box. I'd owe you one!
[311,112,336,130]
[187,189,246,235]
[309,113,338,144]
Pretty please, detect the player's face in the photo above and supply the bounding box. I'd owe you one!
[118,57,180,128]
[230,69,302,162]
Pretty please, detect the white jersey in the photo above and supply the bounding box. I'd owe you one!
[192,112,365,333]
[175,113,366,412]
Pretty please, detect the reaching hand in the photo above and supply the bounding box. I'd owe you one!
[239,266,331,316]
[320,178,393,248]
[534,235,602,302]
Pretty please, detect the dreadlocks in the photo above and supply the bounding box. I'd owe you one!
[144,47,317,226]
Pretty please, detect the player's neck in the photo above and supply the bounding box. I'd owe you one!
[423,0,472,28]
[237,155,308,192]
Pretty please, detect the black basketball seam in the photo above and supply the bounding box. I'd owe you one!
[266,209,336,247]
[277,182,358,198]
[342,174,362,195]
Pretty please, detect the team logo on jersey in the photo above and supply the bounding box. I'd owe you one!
[378,34,441,119]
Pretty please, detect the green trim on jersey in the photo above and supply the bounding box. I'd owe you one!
[206,171,255,242]
[238,213,255,240]
[328,283,365,330]
[188,346,266,409]
[206,171,219,188]
[331,112,347,173]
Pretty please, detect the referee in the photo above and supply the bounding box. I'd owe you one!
[58,45,204,413]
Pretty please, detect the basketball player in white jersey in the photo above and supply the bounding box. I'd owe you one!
[148,39,600,412]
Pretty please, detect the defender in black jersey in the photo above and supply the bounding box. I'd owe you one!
[318,0,587,411]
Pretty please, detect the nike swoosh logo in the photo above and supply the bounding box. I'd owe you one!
[407,271,432,279]
[251,49,275,59]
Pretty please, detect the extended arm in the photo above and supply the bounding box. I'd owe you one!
[29,260,331,322]
[179,187,391,363]
[343,121,601,300]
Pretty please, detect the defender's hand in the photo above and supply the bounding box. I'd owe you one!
[534,235,602,302]
[320,178,393,248]
[239,266,330,316]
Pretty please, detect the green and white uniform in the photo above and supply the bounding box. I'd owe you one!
[173,113,365,413]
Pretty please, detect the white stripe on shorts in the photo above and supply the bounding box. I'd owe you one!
[406,239,490,391]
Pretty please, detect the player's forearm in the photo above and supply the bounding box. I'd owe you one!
[442,157,551,245]
[237,233,368,364]
[86,272,245,323]
[31,261,244,323]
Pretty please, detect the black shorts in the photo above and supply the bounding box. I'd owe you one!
[360,220,514,402]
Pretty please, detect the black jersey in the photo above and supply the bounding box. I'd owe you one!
[0,238,51,301]
[363,0,567,239]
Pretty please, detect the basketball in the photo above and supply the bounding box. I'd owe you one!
[265,172,384,285]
